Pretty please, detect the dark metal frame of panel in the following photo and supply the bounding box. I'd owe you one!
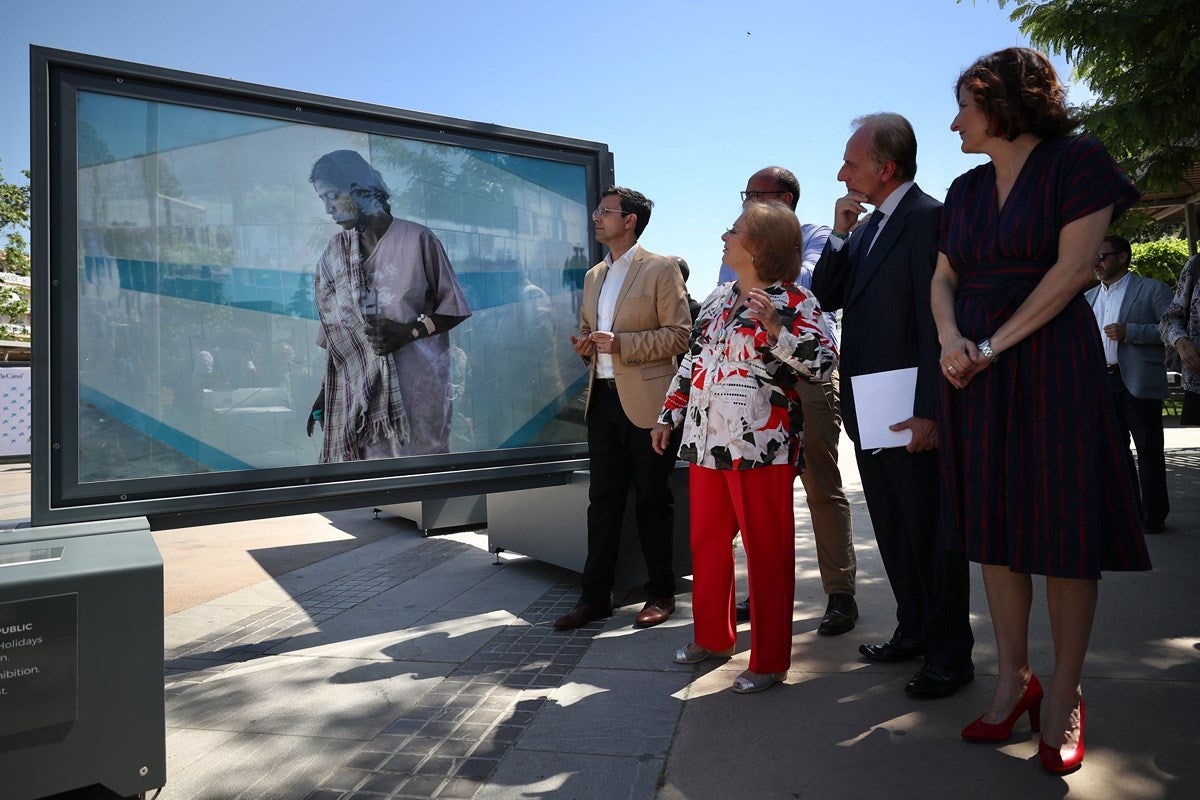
[30,46,614,528]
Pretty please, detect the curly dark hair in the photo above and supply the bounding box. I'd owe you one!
[955,47,1076,141]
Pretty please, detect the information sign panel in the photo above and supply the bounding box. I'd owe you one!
[0,593,79,738]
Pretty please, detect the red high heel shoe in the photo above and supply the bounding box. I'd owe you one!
[961,674,1043,742]
[1039,698,1085,774]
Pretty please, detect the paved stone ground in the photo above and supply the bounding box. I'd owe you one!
[163,556,601,799]
[10,420,1200,800]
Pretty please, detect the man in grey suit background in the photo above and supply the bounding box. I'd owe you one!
[811,113,973,699]
[1085,234,1174,532]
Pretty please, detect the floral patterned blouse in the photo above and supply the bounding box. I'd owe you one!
[658,281,836,470]
[1161,254,1200,393]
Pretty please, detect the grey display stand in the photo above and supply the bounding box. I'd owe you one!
[487,465,691,593]
[0,518,165,800]
[376,494,487,535]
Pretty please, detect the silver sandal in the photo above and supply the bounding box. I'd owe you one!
[673,643,735,664]
[731,669,785,694]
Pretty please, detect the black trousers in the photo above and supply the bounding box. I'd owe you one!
[854,446,973,664]
[1109,370,1169,525]
[580,382,679,604]
[1183,389,1200,426]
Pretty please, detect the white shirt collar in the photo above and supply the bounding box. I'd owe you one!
[605,243,638,271]
[876,181,915,218]
[1100,271,1131,293]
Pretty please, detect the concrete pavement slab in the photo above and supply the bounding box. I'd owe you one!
[157,728,366,800]
[475,751,664,800]
[516,669,690,758]
[431,558,571,618]
[662,662,1102,800]
[151,509,407,614]
[167,654,452,739]
[356,550,559,616]
[268,608,520,662]
[164,602,303,650]
[573,603,697,674]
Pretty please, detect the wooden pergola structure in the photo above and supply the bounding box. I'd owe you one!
[1135,162,1200,255]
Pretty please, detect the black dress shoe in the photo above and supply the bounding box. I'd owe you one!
[905,660,975,699]
[858,636,926,662]
[553,602,613,631]
[818,593,858,636]
[1145,518,1167,534]
[735,597,751,622]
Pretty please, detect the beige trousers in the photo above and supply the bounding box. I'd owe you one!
[796,372,856,595]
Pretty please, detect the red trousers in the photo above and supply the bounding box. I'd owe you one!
[689,463,796,674]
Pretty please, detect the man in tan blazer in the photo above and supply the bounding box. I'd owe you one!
[553,186,691,630]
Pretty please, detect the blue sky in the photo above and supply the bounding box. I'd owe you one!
[4,0,1082,289]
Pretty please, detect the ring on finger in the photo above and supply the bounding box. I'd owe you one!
[947,365,956,373]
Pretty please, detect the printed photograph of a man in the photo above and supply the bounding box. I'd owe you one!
[307,149,471,462]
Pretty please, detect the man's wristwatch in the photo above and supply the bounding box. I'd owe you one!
[976,338,998,363]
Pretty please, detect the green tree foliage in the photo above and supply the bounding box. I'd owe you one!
[0,160,31,278]
[1131,237,1191,286]
[0,160,31,333]
[990,0,1200,191]
[0,287,30,329]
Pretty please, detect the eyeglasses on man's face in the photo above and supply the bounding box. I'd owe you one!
[592,206,633,218]
[1095,251,1117,263]
[740,189,789,203]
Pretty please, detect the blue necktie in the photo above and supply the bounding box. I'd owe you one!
[858,209,885,256]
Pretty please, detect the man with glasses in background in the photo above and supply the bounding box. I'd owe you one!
[720,166,859,637]
[554,186,692,630]
[1085,234,1174,532]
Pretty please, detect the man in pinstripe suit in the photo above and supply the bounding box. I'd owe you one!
[812,113,974,699]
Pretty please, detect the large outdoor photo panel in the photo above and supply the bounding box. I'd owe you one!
[32,48,610,524]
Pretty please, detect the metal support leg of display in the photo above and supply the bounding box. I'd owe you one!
[486,465,691,593]
[374,494,488,536]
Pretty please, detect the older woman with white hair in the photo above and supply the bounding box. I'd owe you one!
[652,201,835,694]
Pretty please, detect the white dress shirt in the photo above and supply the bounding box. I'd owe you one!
[1091,271,1130,366]
[595,244,638,378]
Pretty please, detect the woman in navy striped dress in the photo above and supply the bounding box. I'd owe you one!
[930,48,1151,774]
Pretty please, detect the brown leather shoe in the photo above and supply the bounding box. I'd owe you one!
[634,597,675,628]
[553,602,613,631]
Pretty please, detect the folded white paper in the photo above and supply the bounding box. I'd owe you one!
[851,367,918,450]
